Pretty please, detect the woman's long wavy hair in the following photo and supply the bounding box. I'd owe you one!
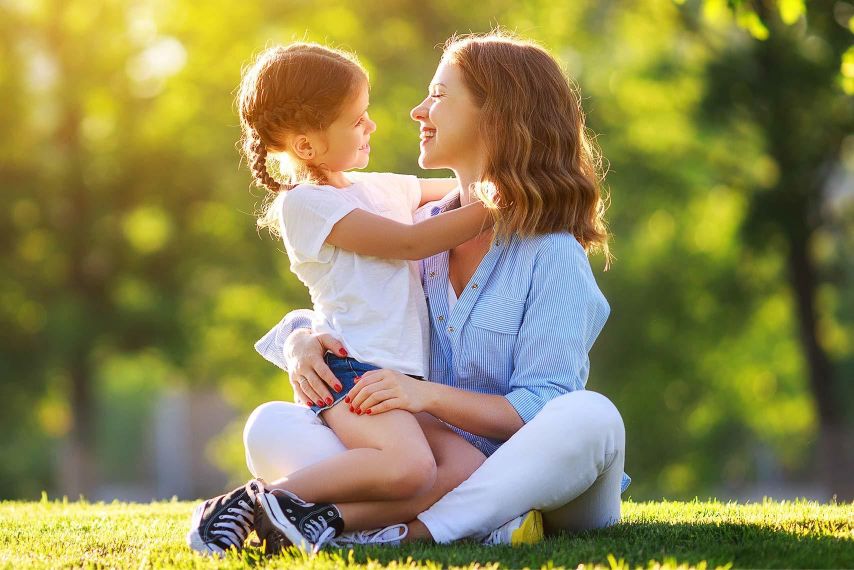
[236,43,367,237]
[443,32,611,265]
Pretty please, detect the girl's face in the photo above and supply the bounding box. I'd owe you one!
[410,61,482,172]
[310,82,376,173]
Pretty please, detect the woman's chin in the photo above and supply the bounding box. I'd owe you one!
[418,151,441,170]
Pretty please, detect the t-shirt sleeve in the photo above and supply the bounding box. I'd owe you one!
[350,171,421,214]
[279,186,357,262]
[398,174,421,213]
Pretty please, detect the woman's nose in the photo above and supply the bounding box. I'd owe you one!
[410,98,428,121]
[366,117,377,134]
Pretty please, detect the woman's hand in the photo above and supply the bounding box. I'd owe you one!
[345,369,431,415]
[284,329,347,407]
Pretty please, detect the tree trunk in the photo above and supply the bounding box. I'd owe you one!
[787,235,854,501]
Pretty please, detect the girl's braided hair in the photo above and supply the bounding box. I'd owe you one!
[237,43,367,236]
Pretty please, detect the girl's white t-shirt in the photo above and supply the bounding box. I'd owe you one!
[276,171,429,376]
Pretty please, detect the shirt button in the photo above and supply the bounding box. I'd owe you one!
[437,315,445,321]
[429,271,437,277]
[447,326,454,333]
[471,283,478,289]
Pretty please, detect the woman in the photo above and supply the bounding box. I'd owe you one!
[192,31,630,554]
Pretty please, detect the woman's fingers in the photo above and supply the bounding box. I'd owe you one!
[357,388,397,412]
[316,333,349,358]
[301,369,334,406]
[348,376,388,411]
[307,353,342,393]
[364,398,403,415]
[291,381,312,407]
[290,374,320,406]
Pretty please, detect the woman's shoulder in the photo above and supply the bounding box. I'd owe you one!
[513,232,588,265]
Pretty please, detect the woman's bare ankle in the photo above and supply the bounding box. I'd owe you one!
[403,519,434,543]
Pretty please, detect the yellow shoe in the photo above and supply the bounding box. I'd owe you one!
[482,510,544,546]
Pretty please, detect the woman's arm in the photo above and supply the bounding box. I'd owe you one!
[419,382,525,441]
[417,178,458,206]
[346,371,525,441]
[326,201,491,260]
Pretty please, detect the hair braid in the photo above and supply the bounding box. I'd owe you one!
[248,135,283,193]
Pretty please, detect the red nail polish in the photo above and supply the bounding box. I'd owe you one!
[335,385,343,392]
[356,408,361,414]
[326,397,333,405]
[366,409,372,415]
[339,348,348,356]
[354,376,360,382]
[307,401,314,407]
[349,406,354,412]
[344,396,350,403]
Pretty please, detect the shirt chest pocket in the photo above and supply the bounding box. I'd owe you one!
[468,294,526,335]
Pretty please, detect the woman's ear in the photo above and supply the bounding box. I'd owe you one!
[290,135,316,161]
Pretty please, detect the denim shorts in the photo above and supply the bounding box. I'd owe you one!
[307,354,381,416]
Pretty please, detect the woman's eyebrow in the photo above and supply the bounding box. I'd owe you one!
[430,82,447,90]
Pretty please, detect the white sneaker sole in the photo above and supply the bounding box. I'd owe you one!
[186,501,226,556]
[258,492,314,553]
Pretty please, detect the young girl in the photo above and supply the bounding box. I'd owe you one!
[187,43,490,555]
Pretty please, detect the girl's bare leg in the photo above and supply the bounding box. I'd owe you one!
[335,413,485,532]
[266,404,437,503]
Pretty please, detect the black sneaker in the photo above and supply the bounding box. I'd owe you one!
[256,489,345,554]
[253,495,290,555]
[186,479,265,556]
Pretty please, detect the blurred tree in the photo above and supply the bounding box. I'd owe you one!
[683,0,854,498]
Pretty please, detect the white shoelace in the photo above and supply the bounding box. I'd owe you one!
[328,524,408,547]
[211,499,253,548]
[303,514,339,554]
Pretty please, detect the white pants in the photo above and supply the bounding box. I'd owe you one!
[243,390,625,543]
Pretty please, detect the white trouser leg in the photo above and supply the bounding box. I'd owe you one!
[417,390,625,543]
[243,401,347,481]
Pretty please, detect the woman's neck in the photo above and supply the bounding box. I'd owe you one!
[452,164,483,206]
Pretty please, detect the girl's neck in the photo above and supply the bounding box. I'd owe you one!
[325,171,351,189]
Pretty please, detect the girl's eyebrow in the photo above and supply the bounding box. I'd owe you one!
[429,82,447,90]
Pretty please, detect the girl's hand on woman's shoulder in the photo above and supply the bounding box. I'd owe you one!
[345,369,429,416]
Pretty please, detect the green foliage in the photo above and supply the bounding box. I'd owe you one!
[0,499,850,569]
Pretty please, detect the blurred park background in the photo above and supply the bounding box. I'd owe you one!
[1,0,852,504]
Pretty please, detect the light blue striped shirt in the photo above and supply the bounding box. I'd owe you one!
[256,192,630,494]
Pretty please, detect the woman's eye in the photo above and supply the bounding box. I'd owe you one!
[430,93,444,99]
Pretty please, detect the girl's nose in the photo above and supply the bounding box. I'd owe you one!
[366,117,377,134]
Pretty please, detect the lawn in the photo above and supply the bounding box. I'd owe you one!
[0,497,850,569]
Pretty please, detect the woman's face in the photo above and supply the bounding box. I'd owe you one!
[410,61,482,172]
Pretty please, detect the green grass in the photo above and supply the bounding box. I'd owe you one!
[0,498,850,569]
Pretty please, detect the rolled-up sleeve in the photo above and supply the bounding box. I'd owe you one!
[505,235,610,423]
[254,309,316,372]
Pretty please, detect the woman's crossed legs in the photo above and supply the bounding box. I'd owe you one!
[244,389,625,542]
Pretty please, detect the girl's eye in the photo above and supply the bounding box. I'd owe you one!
[430,93,444,99]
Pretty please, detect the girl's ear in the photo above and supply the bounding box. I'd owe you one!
[290,135,315,161]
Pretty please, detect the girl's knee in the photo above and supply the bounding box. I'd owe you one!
[384,449,437,499]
